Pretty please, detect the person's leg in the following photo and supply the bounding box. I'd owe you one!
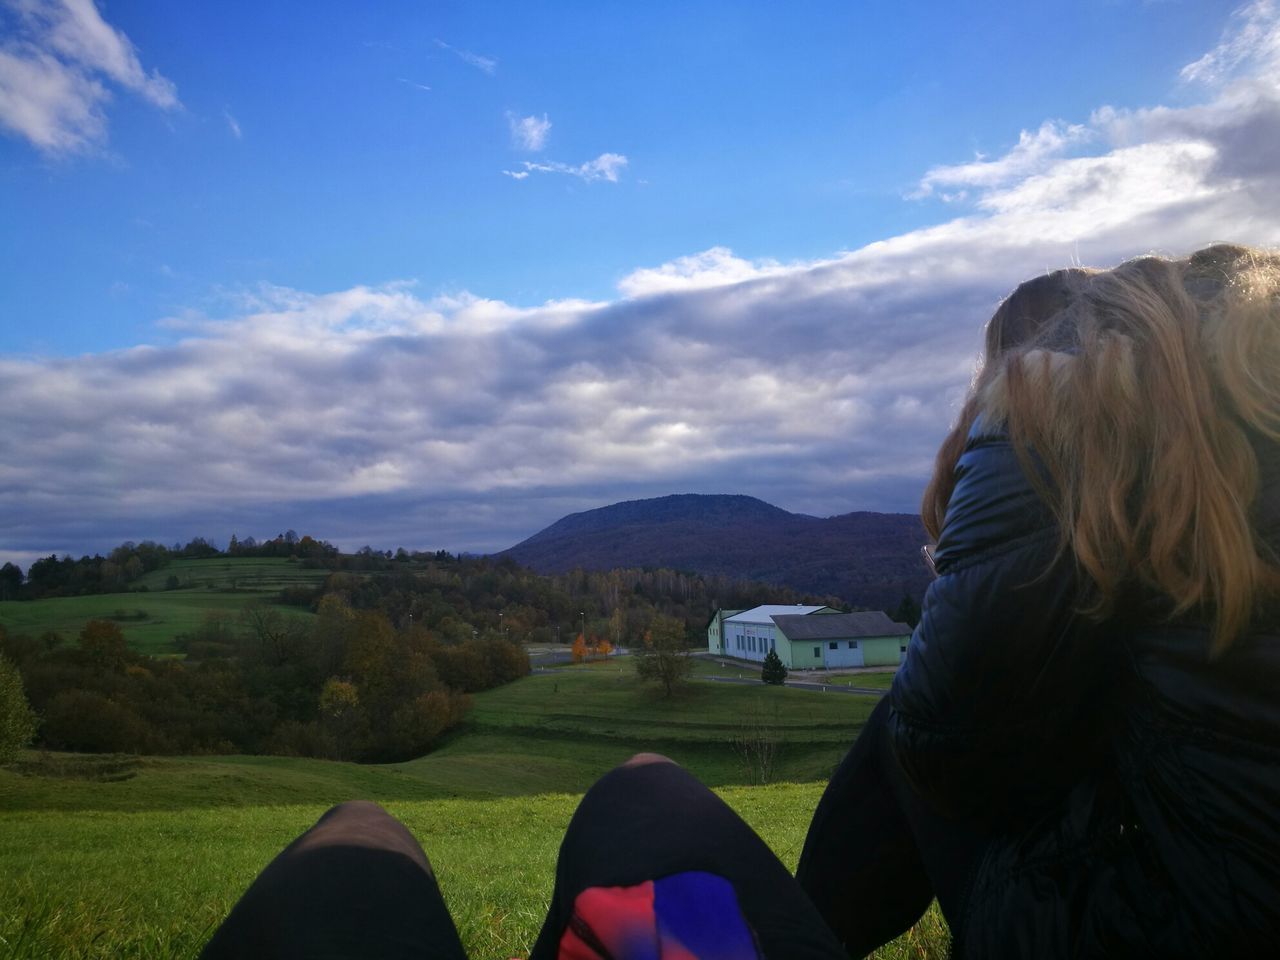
[201,801,467,960]
[529,753,845,960]
[798,697,993,957]
[796,698,935,957]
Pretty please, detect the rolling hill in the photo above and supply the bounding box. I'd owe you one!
[501,494,930,609]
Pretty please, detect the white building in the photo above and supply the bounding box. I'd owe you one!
[708,604,912,669]
[715,604,837,663]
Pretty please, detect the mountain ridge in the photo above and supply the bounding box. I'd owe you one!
[501,493,929,609]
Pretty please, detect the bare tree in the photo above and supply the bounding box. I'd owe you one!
[733,700,781,784]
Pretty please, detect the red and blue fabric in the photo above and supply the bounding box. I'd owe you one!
[557,870,763,960]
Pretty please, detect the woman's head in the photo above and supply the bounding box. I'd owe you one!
[924,243,1280,651]
[983,267,1089,358]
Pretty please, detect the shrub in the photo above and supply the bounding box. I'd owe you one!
[475,637,530,685]
[383,688,471,759]
[262,719,330,758]
[279,585,320,608]
[433,644,489,693]
[0,654,37,761]
[42,689,158,753]
[761,649,788,685]
[78,620,130,670]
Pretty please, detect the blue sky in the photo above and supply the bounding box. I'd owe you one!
[2,0,1280,564]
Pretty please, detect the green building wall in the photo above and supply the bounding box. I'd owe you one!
[860,636,905,667]
[787,637,826,669]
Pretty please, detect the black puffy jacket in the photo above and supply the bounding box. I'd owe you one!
[888,423,1280,958]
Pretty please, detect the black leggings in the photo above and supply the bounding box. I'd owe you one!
[797,697,989,958]
[201,754,846,960]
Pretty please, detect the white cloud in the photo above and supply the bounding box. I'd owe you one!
[223,107,241,139]
[1181,0,1280,86]
[911,0,1280,222]
[434,38,496,75]
[4,2,1280,561]
[510,152,628,183]
[502,169,529,180]
[0,0,179,153]
[913,120,1093,200]
[508,111,550,151]
[618,247,797,298]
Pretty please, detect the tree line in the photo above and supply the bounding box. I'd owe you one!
[0,532,346,601]
[0,537,864,764]
[0,597,523,763]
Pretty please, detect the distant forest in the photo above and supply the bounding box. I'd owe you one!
[0,533,883,764]
[0,531,342,601]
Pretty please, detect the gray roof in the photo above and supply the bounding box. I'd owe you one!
[726,604,829,624]
[771,611,911,641]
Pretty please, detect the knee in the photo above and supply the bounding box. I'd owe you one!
[318,800,392,825]
[622,752,677,768]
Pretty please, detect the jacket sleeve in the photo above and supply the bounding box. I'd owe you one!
[888,430,1110,822]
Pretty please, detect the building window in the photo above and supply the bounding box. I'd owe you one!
[848,641,857,649]
[829,642,837,650]
[900,644,907,653]
[813,646,820,658]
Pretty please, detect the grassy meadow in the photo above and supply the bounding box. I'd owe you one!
[0,559,937,957]
[0,558,327,656]
[0,665,948,959]
[691,656,899,689]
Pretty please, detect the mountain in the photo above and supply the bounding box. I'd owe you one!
[500,494,930,609]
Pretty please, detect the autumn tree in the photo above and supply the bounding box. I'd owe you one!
[78,619,130,670]
[571,633,589,663]
[319,678,364,761]
[634,614,693,697]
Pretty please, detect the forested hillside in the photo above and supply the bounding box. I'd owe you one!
[0,541,852,764]
[502,494,930,608]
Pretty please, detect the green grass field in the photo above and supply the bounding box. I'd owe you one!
[131,557,332,593]
[0,666,948,959]
[690,656,898,689]
[0,559,326,656]
[811,671,897,690]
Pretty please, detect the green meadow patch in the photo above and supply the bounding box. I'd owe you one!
[806,671,897,690]
[689,655,899,689]
[0,558,326,657]
[0,661,948,958]
[131,557,331,594]
[0,785,948,960]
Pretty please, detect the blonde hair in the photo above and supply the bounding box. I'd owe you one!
[923,244,1280,652]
